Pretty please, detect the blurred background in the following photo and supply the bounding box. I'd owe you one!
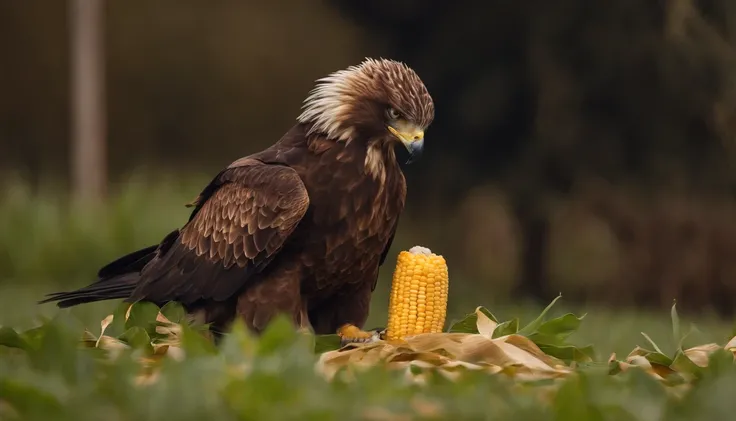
[3,0,736,354]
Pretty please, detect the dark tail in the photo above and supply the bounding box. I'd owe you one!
[39,244,160,308]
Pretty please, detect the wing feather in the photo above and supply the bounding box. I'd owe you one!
[129,159,309,305]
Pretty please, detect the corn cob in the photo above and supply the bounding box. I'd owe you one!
[385,246,449,340]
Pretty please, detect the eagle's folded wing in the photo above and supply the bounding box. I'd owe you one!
[129,159,310,305]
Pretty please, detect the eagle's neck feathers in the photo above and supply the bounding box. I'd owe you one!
[363,140,399,184]
[364,144,385,183]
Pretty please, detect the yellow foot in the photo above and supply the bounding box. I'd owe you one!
[336,324,385,346]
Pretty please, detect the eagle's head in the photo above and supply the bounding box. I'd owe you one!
[297,58,434,165]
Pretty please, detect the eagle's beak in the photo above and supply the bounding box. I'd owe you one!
[387,125,425,164]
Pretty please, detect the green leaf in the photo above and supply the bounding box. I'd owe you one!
[671,349,704,376]
[104,302,132,338]
[640,332,668,357]
[537,343,595,363]
[119,327,152,351]
[160,301,186,323]
[619,367,670,402]
[641,350,673,367]
[0,378,63,417]
[675,323,698,352]
[671,300,680,344]
[608,358,625,375]
[492,318,519,338]
[124,301,161,334]
[314,334,342,354]
[30,319,86,381]
[257,315,300,356]
[0,327,29,351]
[178,321,217,357]
[551,373,592,420]
[219,319,258,362]
[536,313,585,339]
[526,332,563,347]
[448,306,498,334]
[17,326,47,351]
[517,294,562,336]
[524,312,587,363]
[701,349,736,379]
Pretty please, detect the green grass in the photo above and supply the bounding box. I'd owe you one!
[0,172,207,284]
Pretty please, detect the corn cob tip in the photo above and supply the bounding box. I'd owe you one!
[408,245,433,255]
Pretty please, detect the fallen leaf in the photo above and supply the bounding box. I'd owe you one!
[683,343,722,367]
[475,307,498,338]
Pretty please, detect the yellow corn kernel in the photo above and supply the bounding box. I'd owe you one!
[385,246,449,340]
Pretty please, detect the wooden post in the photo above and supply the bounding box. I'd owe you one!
[70,0,107,202]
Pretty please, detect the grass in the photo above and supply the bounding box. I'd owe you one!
[3,175,736,419]
[0,172,206,284]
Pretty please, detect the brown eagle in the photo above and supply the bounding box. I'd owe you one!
[41,58,434,341]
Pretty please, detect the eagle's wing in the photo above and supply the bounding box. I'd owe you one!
[129,158,309,305]
[373,217,400,292]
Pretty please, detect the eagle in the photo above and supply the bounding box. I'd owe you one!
[41,58,434,342]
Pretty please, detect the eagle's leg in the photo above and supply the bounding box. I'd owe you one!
[308,282,384,346]
[296,300,314,335]
[195,300,238,344]
[235,266,305,334]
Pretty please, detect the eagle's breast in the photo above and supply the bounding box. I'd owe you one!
[289,137,406,299]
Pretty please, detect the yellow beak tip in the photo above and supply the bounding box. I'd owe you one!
[388,125,424,143]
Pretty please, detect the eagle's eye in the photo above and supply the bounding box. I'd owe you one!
[386,107,401,120]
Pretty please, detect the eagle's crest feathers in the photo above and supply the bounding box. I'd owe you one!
[297,58,434,144]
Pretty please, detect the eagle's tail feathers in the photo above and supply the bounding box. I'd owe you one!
[38,272,139,308]
[97,244,159,278]
[39,243,162,308]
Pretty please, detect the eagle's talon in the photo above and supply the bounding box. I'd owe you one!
[337,324,385,346]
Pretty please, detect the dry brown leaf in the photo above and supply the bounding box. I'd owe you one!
[500,335,568,370]
[96,335,128,350]
[493,339,567,374]
[163,345,186,362]
[609,357,635,373]
[155,312,172,324]
[683,343,722,367]
[650,363,676,379]
[403,333,469,353]
[317,325,574,384]
[80,330,98,347]
[155,312,182,338]
[387,351,447,367]
[626,346,649,359]
[317,343,390,380]
[624,355,666,381]
[135,370,160,387]
[97,314,114,347]
[96,335,129,360]
[724,336,736,353]
[475,307,498,338]
[451,335,512,364]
